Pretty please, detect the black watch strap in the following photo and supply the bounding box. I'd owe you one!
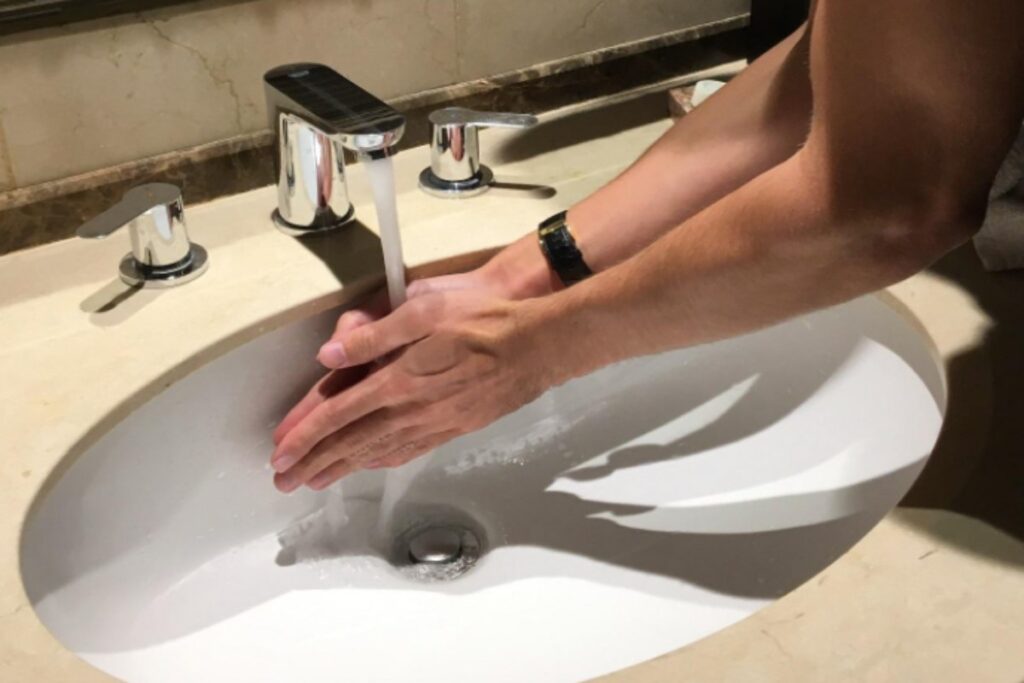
[538,211,593,287]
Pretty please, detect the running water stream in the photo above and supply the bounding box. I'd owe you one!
[364,154,433,538]
[304,154,421,557]
[365,155,406,311]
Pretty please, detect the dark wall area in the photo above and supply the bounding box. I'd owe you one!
[748,0,810,59]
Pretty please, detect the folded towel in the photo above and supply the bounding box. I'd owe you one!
[975,123,1024,271]
[667,79,727,118]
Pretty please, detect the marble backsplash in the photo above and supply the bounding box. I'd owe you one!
[0,12,748,254]
[0,0,748,189]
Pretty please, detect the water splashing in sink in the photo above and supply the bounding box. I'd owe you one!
[375,456,429,537]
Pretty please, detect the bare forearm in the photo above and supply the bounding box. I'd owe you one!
[486,24,812,298]
[568,25,811,270]
[526,0,1024,385]
[526,151,963,384]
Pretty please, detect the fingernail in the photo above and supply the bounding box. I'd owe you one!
[307,477,330,491]
[317,341,348,368]
[271,451,299,473]
[275,474,300,493]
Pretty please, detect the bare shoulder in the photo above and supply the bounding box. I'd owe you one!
[805,0,1024,212]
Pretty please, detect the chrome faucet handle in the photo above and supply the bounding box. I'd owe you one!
[427,108,537,130]
[419,107,538,198]
[77,183,208,288]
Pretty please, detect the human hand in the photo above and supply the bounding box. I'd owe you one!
[316,267,515,369]
[271,266,515,448]
[269,290,552,492]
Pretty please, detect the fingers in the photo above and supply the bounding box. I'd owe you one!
[305,429,462,490]
[407,272,481,298]
[271,366,368,446]
[317,297,437,370]
[375,429,461,468]
[317,297,388,367]
[406,278,439,299]
[304,459,359,489]
[334,309,376,336]
[274,413,415,492]
[271,369,388,474]
[334,289,392,334]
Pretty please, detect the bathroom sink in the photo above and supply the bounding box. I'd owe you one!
[20,294,944,683]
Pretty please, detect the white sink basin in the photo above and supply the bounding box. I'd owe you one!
[20,294,944,683]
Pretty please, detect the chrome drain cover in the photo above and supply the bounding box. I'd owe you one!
[393,521,483,582]
[408,527,463,564]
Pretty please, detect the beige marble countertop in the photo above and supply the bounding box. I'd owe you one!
[2,96,1023,682]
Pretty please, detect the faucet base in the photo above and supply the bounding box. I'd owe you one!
[118,244,209,289]
[418,165,494,199]
[271,206,356,237]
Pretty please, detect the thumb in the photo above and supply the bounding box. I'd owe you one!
[406,272,480,299]
[328,289,391,340]
[317,298,435,368]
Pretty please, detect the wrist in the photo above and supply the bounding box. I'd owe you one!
[479,201,603,300]
[479,236,555,300]
[513,289,610,389]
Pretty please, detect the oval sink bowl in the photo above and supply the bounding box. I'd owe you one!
[21,295,944,683]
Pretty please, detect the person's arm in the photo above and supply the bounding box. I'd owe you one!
[485,23,813,297]
[525,0,1024,382]
[311,28,812,367]
[269,0,1024,491]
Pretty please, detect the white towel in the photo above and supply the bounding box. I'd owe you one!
[974,123,1024,271]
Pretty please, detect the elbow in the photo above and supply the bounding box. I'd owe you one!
[862,195,985,277]
[797,149,988,279]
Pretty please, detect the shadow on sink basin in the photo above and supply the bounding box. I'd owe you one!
[20,293,944,661]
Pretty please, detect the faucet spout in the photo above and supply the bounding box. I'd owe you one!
[263,63,406,234]
[265,63,405,155]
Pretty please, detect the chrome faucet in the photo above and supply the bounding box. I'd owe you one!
[264,63,406,235]
[419,107,538,198]
[77,183,208,288]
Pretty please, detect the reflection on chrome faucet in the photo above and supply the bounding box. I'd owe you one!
[263,63,406,235]
[76,183,208,288]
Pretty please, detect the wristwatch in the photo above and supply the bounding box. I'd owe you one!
[537,210,593,287]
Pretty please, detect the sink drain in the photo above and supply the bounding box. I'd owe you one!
[408,526,463,564]
[392,519,483,582]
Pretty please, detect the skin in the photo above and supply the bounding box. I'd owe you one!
[271,0,1024,493]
